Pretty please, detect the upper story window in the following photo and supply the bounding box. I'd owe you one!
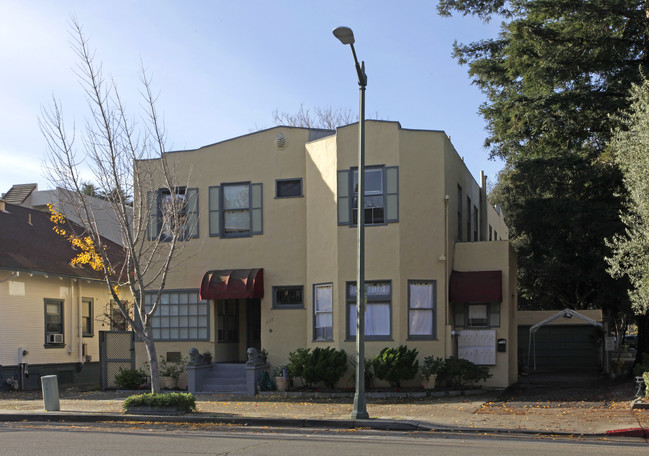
[209,182,263,238]
[276,178,303,198]
[466,196,472,241]
[147,187,198,241]
[338,166,398,226]
[457,185,463,241]
[473,206,479,241]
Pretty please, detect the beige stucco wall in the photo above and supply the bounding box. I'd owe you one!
[0,271,115,367]
[135,121,517,389]
[453,241,518,387]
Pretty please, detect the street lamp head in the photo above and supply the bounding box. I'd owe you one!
[333,26,355,45]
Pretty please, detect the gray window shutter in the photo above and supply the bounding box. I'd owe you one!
[385,166,399,223]
[209,186,220,237]
[337,170,350,225]
[251,183,263,234]
[147,191,159,240]
[186,188,199,238]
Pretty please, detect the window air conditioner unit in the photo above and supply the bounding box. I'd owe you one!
[48,333,64,344]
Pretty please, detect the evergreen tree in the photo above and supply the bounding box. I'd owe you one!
[439,1,648,339]
[607,79,649,351]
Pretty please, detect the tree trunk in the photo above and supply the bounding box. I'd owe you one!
[142,327,160,393]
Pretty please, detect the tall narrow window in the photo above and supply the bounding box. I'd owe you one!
[44,299,64,345]
[347,281,391,339]
[353,167,384,224]
[314,283,333,341]
[473,206,479,241]
[82,298,93,337]
[457,185,463,240]
[408,281,436,339]
[467,196,472,242]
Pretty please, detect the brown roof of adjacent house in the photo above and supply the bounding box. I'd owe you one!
[1,183,37,204]
[0,201,124,281]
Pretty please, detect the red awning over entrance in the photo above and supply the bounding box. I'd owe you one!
[200,268,264,300]
[449,270,502,303]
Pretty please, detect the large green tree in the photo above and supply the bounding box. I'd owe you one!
[438,1,648,337]
[607,79,649,351]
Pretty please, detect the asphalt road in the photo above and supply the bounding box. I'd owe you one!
[0,422,646,455]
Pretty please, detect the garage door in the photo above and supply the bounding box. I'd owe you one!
[518,325,601,372]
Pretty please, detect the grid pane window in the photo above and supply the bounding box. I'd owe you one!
[146,290,209,340]
[273,286,304,308]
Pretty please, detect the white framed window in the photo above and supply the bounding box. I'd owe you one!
[347,281,391,340]
[408,281,436,339]
[146,290,209,340]
[313,283,333,341]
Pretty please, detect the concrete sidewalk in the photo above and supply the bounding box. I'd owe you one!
[0,389,647,438]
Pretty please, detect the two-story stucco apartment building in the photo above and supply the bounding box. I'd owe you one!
[136,120,517,389]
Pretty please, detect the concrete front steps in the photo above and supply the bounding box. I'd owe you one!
[199,363,247,394]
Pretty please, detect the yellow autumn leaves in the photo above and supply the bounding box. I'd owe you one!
[48,204,105,271]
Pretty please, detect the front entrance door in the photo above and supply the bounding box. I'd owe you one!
[246,298,261,352]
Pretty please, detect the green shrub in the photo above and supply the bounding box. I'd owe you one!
[114,366,147,390]
[438,357,491,388]
[159,355,187,379]
[644,372,649,399]
[287,347,348,388]
[287,348,311,382]
[123,392,196,412]
[372,345,419,388]
[303,347,348,389]
[633,353,649,377]
[421,356,445,381]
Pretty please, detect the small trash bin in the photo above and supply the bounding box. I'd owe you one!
[41,375,60,411]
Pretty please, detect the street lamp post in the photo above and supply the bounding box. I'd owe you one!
[333,25,369,420]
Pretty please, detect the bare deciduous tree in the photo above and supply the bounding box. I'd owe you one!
[272,104,355,129]
[40,18,192,393]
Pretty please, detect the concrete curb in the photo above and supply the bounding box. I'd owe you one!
[0,412,621,438]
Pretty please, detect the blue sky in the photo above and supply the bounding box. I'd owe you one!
[0,0,503,194]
